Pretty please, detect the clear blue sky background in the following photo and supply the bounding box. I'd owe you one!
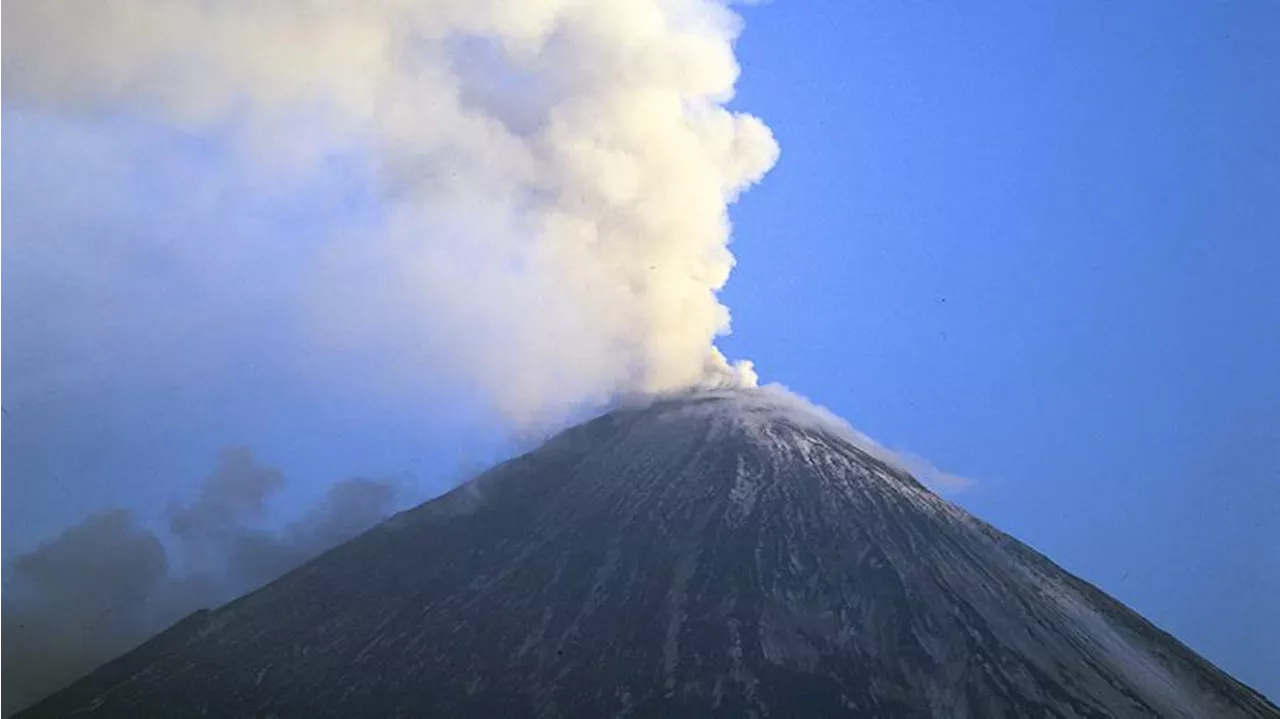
[722,0,1279,698]
[3,0,1277,701]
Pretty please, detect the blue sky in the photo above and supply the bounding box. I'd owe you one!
[3,0,1277,701]
[722,0,1279,698]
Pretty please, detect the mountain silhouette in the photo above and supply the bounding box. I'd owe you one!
[19,389,1278,717]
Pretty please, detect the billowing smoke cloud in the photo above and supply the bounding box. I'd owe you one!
[3,0,775,712]
[2,0,778,425]
[2,449,398,714]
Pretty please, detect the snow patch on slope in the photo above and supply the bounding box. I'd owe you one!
[634,384,971,495]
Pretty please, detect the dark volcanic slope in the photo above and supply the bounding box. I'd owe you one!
[21,390,1278,718]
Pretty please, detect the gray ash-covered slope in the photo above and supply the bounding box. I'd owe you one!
[21,389,1278,718]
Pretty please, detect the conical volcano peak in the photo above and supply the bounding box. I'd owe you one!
[556,386,879,466]
[615,384,854,432]
[539,385,932,499]
[19,388,1279,718]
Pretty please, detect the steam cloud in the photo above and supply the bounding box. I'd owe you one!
[2,449,398,714]
[3,0,775,711]
[3,0,778,424]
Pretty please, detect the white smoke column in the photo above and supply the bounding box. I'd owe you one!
[3,0,778,424]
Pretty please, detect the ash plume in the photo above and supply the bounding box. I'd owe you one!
[2,0,778,424]
[1,449,398,715]
[3,0,775,712]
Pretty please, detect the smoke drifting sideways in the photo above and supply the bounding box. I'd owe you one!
[2,0,779,427]
[2,449,398,715]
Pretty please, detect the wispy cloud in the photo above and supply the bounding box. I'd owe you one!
[890,450,976,495]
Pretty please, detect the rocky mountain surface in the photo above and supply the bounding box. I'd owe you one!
[19,389,1279,717]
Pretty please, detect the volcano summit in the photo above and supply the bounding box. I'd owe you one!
[19,389,1278,718]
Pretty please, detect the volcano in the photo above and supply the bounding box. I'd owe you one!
[19,389,1278,718]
